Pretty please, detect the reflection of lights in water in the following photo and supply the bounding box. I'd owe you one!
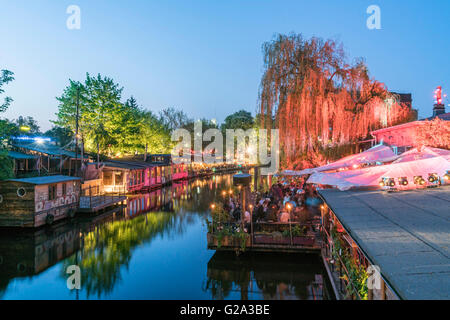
[197,187,200,194]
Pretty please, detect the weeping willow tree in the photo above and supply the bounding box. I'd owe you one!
[259,34,415,169]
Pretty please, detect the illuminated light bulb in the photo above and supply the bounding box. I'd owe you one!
[428,173,438,183]
[210,203,216,209]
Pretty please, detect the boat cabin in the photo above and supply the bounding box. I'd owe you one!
[0,175,81,228]
[101,160,159,193]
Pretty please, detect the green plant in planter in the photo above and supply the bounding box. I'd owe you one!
[215,225,232,248]
[291,225,307,237]
[233,230,250,252]
[331,226,368,300]
[343,255,368,300]
[210,202,231,224]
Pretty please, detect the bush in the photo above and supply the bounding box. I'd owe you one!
[0,149,14,180]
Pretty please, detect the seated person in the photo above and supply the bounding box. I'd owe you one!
[279,211,290,223]
[244,210,251,223]
[266,204,278,222]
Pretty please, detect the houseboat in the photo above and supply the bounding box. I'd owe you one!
[0,175,81,228]
[101,161,149,194]
[10,137,89,176]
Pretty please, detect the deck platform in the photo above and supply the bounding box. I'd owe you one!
[319,186,450,300]
[78,195,127,213]
[207,233,322,254]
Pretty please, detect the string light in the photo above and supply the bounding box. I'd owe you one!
[444,171,450,181]
[428,173,439,183]
[414,176,426,186]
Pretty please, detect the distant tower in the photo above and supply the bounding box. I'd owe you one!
[433,86,446,117]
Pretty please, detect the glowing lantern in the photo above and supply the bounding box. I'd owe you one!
[398,177,408,186]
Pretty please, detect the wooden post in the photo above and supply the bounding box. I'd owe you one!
[380,280,386,300]
[289,208,293,246]
[368,287,373,300]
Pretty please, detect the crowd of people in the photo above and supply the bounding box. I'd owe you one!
[221,178,318,226]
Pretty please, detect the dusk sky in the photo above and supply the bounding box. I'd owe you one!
[1,0,449,131]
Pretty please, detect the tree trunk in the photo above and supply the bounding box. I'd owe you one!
[144,143,148,161]
[97,141,100,169]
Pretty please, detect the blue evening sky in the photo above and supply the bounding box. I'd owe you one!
[0,0,449,131]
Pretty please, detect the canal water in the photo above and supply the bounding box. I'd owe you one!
[0,174,332,300]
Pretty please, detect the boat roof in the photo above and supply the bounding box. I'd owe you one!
[7,151,38,160]
[102,160,157,170]
[12,140,77,158]
[5,175,81,185]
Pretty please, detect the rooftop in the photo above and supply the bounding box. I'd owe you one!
[101,160,156,170]
[7,151,37,160]
[319,186,450,300]
[5,175,81,185]
[11,139,77,158]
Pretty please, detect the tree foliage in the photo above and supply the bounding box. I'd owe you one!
[54,74,172,157]
[0,69,14,113]
[0,149,14,180]
[15,116,41,135]
[259,34,416,169]
[220,110,254,133]
[415,118,450,149]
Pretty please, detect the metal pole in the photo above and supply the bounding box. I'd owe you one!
[75,84,80,176]
[289,207,293,246]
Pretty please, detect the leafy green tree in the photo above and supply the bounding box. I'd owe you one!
[55,75,173,158]
[82,73,124,156]
[53,79,87,155]
[0,149,14,179]
[0,69,14,113]
[44,126,74,147]
[183,118,219,150]
[15,116,41,135]
[220,110,254,132]
[137,109,173,156]
[0,69,15,179]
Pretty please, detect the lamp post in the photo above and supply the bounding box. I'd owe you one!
[233,173,252,234]
[286,202,293,245]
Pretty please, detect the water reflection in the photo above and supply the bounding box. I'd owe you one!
[205,252,331,300]
[0,221,82,298]
[0,173,330,300]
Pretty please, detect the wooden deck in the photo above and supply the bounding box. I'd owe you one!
[207,233,322,253]
[78,195,127,213]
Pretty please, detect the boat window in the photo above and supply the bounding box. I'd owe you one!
[103,172,113,185]
[115,172,123,185]
[48,185,57,200]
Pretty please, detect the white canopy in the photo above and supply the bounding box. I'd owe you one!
[307,147,450,191]
[282,144,398,176]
